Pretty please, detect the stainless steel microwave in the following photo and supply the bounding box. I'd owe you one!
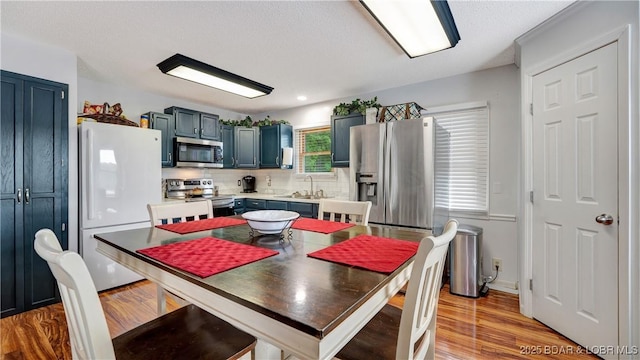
[174,137,223,168]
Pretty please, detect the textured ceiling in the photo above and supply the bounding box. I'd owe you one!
[1,1,573,114]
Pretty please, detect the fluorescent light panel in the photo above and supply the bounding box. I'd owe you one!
[157,54,273,98]
[361,0,460,58]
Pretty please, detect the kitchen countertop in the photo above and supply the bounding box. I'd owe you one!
[163,193,347,204]
[233,193,347,204]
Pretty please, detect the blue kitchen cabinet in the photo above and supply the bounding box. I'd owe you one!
[266,200,288,210]
[331,113,365,167]
[221,125,235,168]
[234,127,259,168]
[1,70,68,318]
[260,124,293,169]
[147,111,175,167]
[164,106,220,141]
[233,198,245,215]
[245,199,266,211]
[287,202,318,219]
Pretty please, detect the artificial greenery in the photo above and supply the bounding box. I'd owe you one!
[220,115,289,127]
[333,97,381,116]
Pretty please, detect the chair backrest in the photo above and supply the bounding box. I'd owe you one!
[34,229,116,360]
[396,219,458,360]
[317,199,372,225]
[147,200,213,226]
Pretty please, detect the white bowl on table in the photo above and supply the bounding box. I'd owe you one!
[242,210,300,234]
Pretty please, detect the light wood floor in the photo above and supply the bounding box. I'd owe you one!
[1,280,596,360]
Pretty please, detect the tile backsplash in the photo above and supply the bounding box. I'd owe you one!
[161,168,351,199]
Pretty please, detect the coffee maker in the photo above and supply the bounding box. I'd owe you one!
[241,176,256,193]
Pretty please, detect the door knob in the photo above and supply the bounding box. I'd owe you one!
[595,214,614,225]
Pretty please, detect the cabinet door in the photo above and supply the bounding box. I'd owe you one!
[245,199,266,210]
[200,112,220,140]
[267,200,288,210]
[288,202,315,218]
[331,113,364,167]
[172,108,199,138]
[1,75,25,317]
[259,125,280,168]
[221,125,235,168]
[23,79,67,311]
[235,127,259,168]
[150,112,174,167]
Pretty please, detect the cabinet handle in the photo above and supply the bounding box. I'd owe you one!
[254,157,256,166]
[194,128,198,134]
[232,157,236,166]
[25,188,30,204]
[331,153,334,161]
[17,188,22,204]
[276,156,279,166]
[201,129,204,135]
[169,153,172,162]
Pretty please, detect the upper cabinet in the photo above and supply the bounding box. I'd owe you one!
[220,124,235,168]
[331,113,365,167]
[146,111,174,167]
[164,106,220,141]
[234,127,259,168]
[260,124,293,169]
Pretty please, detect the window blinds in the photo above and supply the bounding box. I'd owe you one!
[429,104,489,214]
[295,126,333,174]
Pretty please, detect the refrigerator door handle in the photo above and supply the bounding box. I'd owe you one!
[86,128,96,220]
[383,122,392,222]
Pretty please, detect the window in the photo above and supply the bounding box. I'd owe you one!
[295,126,333,174]
[427,102,489,215]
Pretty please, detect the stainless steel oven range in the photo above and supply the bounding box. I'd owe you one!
[165,178,235,216]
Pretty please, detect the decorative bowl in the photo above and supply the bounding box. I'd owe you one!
[241,210,300,234]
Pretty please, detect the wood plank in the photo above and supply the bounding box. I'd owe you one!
[0,281,596,360]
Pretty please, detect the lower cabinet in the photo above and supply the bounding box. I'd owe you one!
[233,199,245,215]
[288,202,318,219]
[241,198,318,219]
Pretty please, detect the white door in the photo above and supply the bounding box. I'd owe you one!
[79,122,162,229]
[532,42,618,353]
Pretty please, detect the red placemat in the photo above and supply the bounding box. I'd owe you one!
[291,218,356,234]
[307,234,419,273]
[156,217,247,234]
[137,237,277,278]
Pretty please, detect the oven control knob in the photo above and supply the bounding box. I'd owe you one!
[207,180,212,185]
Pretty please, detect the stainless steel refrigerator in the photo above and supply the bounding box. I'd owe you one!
[349,117,449,233]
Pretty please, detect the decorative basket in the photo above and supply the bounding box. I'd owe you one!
[377,102,424,122]
[81,102,139,127]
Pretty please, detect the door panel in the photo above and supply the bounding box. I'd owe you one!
[532,43,618,351]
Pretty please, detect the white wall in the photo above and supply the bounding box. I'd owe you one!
[1,32,79,252]
[254,65,521,292]
[516,0,639,350]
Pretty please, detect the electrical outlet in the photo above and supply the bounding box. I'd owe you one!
[492,258,503,270]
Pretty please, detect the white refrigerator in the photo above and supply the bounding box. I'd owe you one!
[78,122,162,291]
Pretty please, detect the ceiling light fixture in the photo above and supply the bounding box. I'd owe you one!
[157,54,273,98]
[360,0,460,58]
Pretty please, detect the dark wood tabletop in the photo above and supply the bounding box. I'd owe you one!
[94,219,430,340]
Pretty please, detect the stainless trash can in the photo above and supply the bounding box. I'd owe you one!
[449,224,483,298]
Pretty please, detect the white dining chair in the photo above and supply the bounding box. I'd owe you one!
[34,228,256,360]
[317,199,372,225]
[147,200,214,315]
[147,199,213,225]
[336,219,459,360]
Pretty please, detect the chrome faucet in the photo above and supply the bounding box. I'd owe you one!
[305,175,313,197]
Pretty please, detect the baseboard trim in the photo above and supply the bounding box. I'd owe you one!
[488,279,519,295]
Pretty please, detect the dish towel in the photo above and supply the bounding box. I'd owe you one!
[307,234,419,273]
[137,237,277,278]
[156,217,247,234]
[291,218,356,234]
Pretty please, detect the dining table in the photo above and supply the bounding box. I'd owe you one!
[93,216,431,360]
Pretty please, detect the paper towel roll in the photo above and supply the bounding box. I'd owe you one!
[282,147,293,168]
